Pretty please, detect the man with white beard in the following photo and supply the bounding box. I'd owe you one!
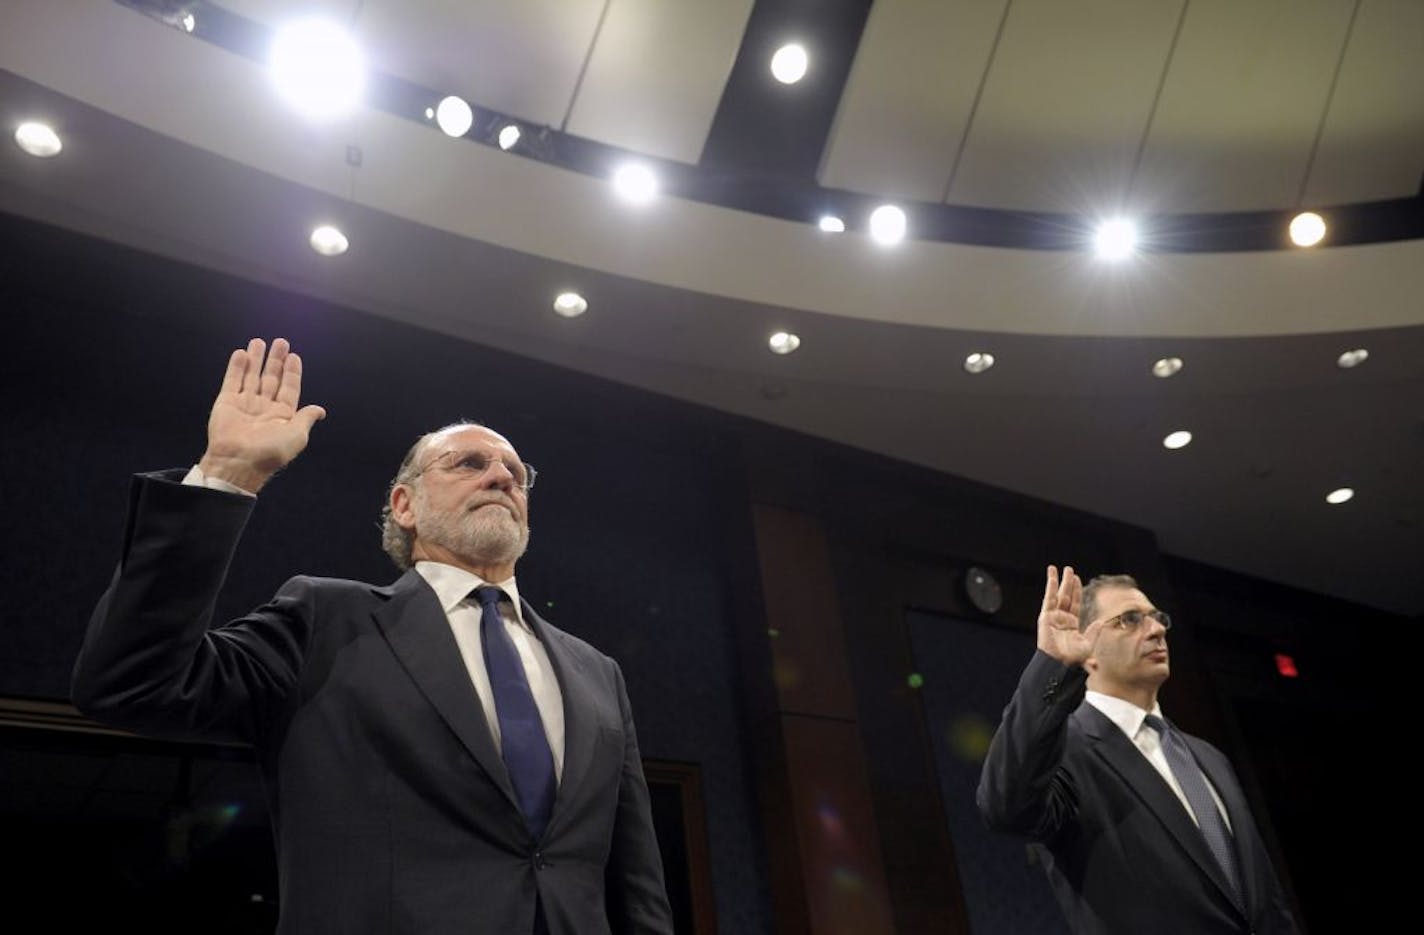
[73,337,673,935]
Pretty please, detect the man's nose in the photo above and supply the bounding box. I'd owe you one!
[479,459,516,491]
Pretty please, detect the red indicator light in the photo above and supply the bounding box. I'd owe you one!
[1274,653,1299,678]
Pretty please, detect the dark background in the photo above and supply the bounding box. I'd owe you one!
[0,211,1399,932]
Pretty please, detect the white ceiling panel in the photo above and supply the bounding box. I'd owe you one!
[1134,0,1355,213]
[1302,0,1424,206]
[217,0,353,21]
[564,0,753,164]
[358,0,606,127]
[818,0,1009,202]
[946,0,1184,213]
[215,0,607,126]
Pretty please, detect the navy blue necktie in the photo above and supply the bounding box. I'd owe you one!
[475,587,556,840]
[1144,714,1243,903]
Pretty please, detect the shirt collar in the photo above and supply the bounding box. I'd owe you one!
[1085,690,1163,741]
[414,561,525,627]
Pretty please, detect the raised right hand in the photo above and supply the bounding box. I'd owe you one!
[1036,565,1097,667]
[197,337,326,493]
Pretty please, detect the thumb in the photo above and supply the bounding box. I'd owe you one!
[295,405,327,432]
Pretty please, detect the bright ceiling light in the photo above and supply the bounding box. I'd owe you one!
[1151,356,1183,378]
[768,331,801,355]
[497,124,521,151]
[14,122,62,158]
[869,204,906,245]
[1162,430,1193,450]
[818,215,845,234]
[1336,348,1369,369]
[1289,211,1326,247]
[309,225,349,256]
[270,19,365,120]
[770,43,809,84]
[963,352,994,374]
[1094,219,1137,260]
[434,95,473,137]
[179,11,196,33]
[612,163,658,205]
[553,292,588,318]
[1325,487,1354,505]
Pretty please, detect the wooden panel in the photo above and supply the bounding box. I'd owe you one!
[819,0,1009,201]
[1136,0,1355,212]
[565,0,754,163]
[752,504,859,721]
[781,715,897,935]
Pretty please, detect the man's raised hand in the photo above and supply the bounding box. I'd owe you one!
[197,338,326,493]
[1037,565,1096,667]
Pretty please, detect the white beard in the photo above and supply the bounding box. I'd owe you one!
[418,496,529,567]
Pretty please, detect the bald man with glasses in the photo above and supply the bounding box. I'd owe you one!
[73,338,673,935]
[977,566,1299,935]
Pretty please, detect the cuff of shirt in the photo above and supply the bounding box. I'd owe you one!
[182,464,257,497]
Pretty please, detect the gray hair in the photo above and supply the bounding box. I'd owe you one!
[1079,574,1140,630]
[379,421,486,570]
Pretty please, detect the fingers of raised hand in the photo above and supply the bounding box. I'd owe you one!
[235,338,266,396]
[1042,565,1060,614]
[274,350,304,410]
[258,338,291,402]
[1057,565,1080,618]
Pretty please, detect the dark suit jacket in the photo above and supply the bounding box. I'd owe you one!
[72,472,673,935]
[977,650,1298,935]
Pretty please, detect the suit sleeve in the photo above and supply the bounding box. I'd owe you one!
[602,660,675,935]
[71,472,312,745]
[976,649,1089,840]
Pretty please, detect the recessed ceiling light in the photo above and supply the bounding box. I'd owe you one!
[497,124,521,151]
[869,204,906,245]
[612,163,658,205]
[270,19,365,120]
[1336,347,1369,369]
[818,215,845,234]
[552,292,588,317]
[14,122,62,158]
[1163,430,1193,450]
[1325,487,1354,505]
[1151,356,1183,378]
[768,331,801,355]
[1094,219,1137,260]
[770,43,809,84]
[1289,211,1326,247]
[309,225,349,256]
[434,95,473,137]
[964,352,994,374]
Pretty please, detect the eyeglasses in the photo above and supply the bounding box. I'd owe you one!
[1100,608,1172,631]
[415,448,537,491]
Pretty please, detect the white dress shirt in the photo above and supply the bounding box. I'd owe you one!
[182,465,566,782]
[1085,690,1231,832]
[415,562,565,783]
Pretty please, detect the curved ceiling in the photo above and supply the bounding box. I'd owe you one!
[6,0,1423,339]
[2,0,1422,615]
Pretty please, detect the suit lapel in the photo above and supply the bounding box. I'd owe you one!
[1076,706,1245,916]
[524,602,598,839]
[373,570,521,815]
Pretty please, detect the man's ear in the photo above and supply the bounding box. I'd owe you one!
[1082,654,1099,674]
[390,484,417,532]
